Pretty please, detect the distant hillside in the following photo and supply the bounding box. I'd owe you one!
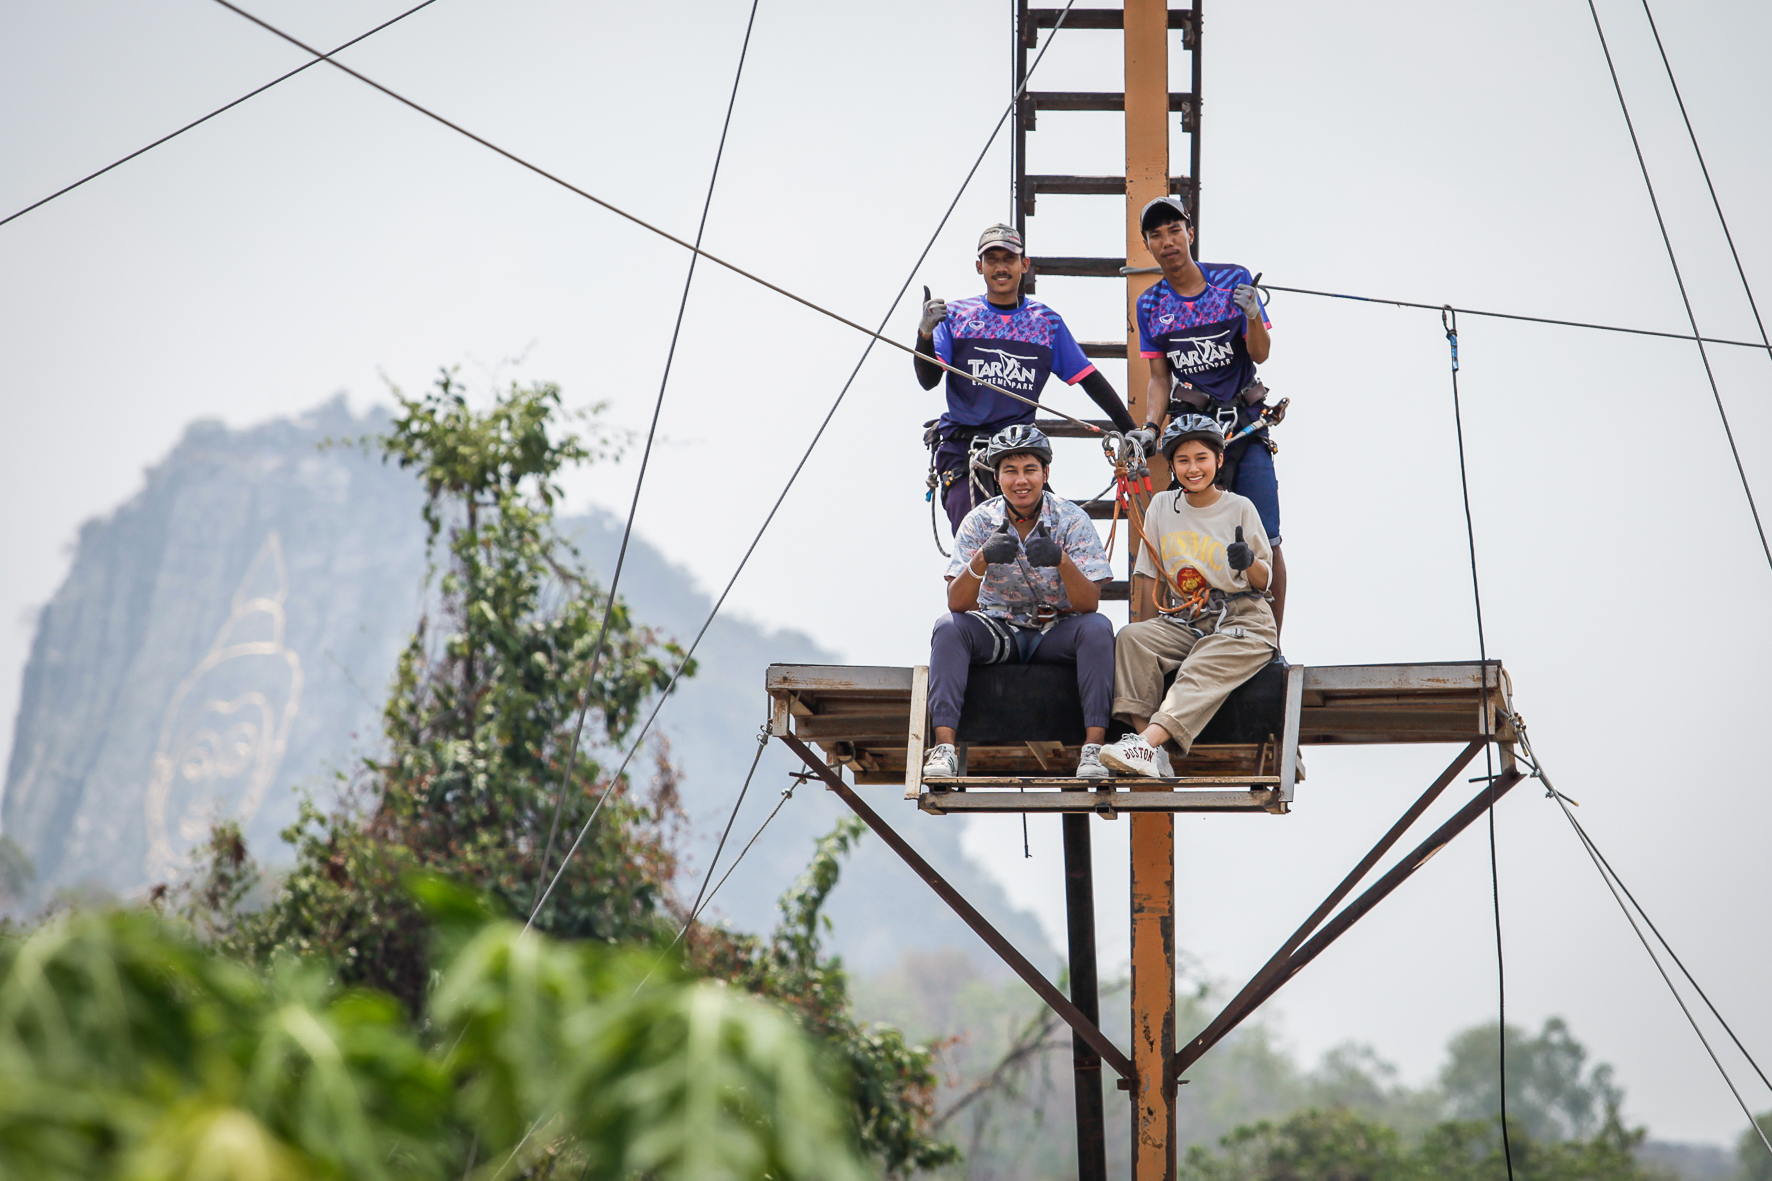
[1,398,1052,972]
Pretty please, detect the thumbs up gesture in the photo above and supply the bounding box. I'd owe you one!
[1023,523,1063,568]
[1226,526,1255,572]
[980,520,1021,565]
[919,285,947,336]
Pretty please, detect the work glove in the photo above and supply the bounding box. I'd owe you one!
[1232,283,1263,321]
[919,286,948,336]
[1226,526,1255,572]
[1126,426,1159,456]
[1023,524,1063,568]
[980,520,1021,565]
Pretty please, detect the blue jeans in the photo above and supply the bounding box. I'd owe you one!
[1231,439,1282,546]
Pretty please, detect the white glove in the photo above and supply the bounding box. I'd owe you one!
[1233,283,1263,321]
[919,288,947,336]
[1126,427,1158,455]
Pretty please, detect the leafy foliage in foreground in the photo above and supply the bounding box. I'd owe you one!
[689,818,960,1178]
[0,884,870,1180]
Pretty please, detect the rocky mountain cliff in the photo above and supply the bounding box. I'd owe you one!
[2,398,1052,973]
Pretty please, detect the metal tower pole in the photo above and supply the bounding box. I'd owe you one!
[1125,1,1176,1176]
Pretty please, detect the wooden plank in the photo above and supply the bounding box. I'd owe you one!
[1280,661,1304,804]
[766,664,913,694]
[904,665,928,801]
[1025,740,1065,771]
[793,714,911,740]
[769,693,791,737]
[1028,8,1195,31]
[921,791,1276,815]
[928,776,1280,788]
[1302,662,1501,694]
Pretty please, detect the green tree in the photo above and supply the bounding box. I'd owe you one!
[1180,1107,1665,1181]
[229,372,688,1011]
[1440,1017,1624,1142]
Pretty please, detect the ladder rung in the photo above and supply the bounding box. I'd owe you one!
[1031,256,1124,278]
[1024,90,1193,113]
[1075,498,1116,520]
[1027,175,1196,195]
[1037,417,1116,437]
[1027,8,1195,31]
[1101,580,1129,601]
[1079,340,1128,360]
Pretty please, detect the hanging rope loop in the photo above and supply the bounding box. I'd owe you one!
[1442,305,1459,372]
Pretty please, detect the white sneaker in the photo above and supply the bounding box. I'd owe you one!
[1076,744,1109,779]
[1099,734,1174,778]
[923,743,959,778]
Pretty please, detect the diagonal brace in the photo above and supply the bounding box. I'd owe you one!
[779,734,1135,1081]
[1174,753,1523,1075]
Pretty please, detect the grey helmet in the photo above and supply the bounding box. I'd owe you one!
[1159,413,1225,458]
[983,423,1053,469]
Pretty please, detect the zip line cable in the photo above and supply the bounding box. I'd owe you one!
[523,0,1085,930]
[1510,728,1772,1155]
[1637,0,1772,361]
[0,0,443,230]
[1442,310,1516,1181]
[531,0,762,914]
[635,740,798,994]
[206,0,1106,438]
[1583,0,1772,574]
[1261,283,1770,353]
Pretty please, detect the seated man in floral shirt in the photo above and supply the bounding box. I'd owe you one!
[923,424,1116,780]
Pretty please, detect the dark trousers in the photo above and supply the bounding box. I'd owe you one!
[936,437,997,536]
[928,611,1115,732]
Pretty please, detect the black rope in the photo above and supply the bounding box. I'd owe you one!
[1442,308,1515,1180]
[1583,0,1772,574]
[531,0,762,912]
[0,0,443,230]
[1637,0,1772,358]
[524,0,1086,928]
[1261,283,1769,352]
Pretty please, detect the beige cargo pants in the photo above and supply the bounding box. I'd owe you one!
[1112,597,1278,756]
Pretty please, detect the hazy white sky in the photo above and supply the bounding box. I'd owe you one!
[4,0,1772,1145]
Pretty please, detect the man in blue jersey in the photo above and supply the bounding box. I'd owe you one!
[1130,196,1288,629]
[915,223,1138,536]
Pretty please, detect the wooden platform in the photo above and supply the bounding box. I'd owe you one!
[766,660,1513,815]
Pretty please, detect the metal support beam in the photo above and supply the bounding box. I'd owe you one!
[1173,762,1525,1075]
[1125,2,1174,1176]
[1064,814,1107,1181]
[778,733,1135,1080]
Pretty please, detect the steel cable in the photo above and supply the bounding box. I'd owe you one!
[1515,724,1772,1156]
[1636,0,1772,361]
[0,0,443,229]
[531,0,762,914]
[1583,0,1772,573]
[523,0,1085,929]
[206,0,1104,435]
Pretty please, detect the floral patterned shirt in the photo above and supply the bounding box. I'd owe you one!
[945,492,1114,627]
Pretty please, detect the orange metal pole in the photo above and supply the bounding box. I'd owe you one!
[1125,1,1175,1178]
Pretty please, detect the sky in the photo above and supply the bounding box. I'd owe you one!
[4,0,1772,1147]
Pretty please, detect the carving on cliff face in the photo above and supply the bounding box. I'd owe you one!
[143,532,304,882]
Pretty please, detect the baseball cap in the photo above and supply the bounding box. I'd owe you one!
[1139,195,1193,234]
[976,223,1025,256]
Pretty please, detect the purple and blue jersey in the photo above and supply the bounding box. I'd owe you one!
[933,295,1096,431]
[1136,264,1270,404]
